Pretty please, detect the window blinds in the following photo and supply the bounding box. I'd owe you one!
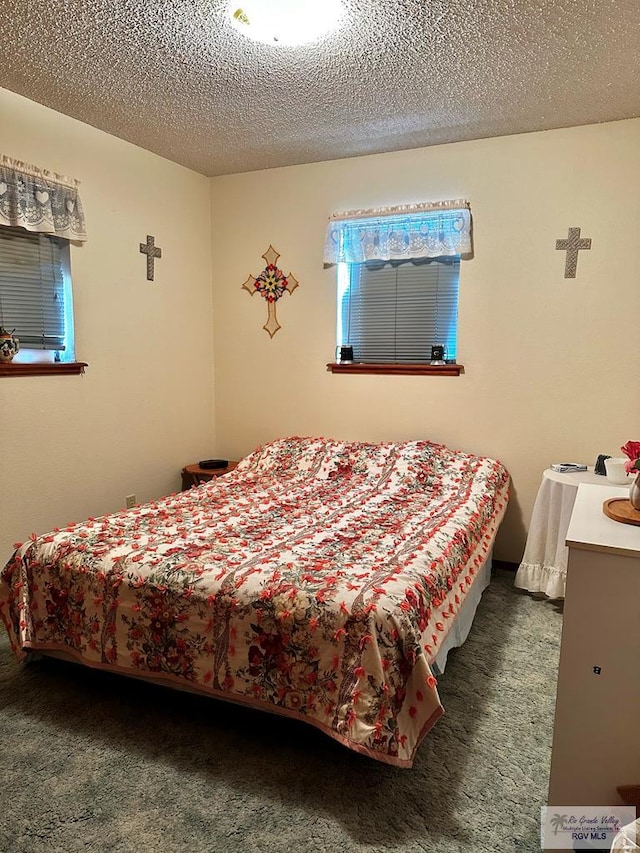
[0,226,66,350]
[340,257,459,363]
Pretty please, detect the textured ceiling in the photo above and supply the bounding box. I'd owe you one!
[1,0,639,177]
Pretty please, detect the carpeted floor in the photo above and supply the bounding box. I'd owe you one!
[0,569,562,853]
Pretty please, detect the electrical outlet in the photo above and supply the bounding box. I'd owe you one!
[125,494,136,509]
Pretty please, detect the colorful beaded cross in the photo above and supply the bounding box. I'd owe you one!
[241,245,299,338]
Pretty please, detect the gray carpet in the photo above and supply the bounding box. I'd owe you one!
[0,569,562,853]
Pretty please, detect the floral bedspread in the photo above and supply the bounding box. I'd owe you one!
[0,437,509,767]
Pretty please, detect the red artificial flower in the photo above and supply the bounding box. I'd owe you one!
[621,440,640,474]
[621,441,640,461]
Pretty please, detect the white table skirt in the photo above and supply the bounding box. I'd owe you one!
[515,467,631,599]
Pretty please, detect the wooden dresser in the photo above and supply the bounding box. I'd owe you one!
[548,483,640,808]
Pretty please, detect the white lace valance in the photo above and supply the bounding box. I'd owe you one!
[0,155,87,242]
[323,199,471,265]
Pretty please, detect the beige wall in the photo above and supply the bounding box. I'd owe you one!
[2,94,636,565]
[0,89,215,558]
[210,119,640,561]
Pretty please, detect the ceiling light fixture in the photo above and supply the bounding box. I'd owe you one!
[229,0,343,47]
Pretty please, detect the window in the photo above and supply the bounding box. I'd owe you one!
[0,154,86,375]
[337,256,459,364]
[0,226,75,364]
[324,198,470,374]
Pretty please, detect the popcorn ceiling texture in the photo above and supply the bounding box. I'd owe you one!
[1,0,639,177]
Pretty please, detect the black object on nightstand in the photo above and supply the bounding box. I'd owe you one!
[199,459,229,469]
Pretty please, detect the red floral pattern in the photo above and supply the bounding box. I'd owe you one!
[253,263,289,302]
[0,437,509,767]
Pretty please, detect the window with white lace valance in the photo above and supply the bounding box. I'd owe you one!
[0,155,87,376]
[0,155,87,242]
[323,199,471,265]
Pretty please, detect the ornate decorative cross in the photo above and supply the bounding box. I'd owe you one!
[555,227,592,278]
[242,245,299,337]
[139,235,162,281]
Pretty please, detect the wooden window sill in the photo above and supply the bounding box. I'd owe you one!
[326,362,463,376]
[0,362,88,377]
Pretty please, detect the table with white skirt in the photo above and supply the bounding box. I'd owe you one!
[514,467,631,599]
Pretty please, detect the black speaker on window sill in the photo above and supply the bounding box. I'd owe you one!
[336,345,354,363]
[430,345,446,365]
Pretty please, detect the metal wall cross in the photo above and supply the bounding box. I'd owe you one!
[139,235,162,281]
[555,227,592,278]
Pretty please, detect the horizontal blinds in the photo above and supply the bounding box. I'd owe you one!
[341,257,459,363]
[0,226,66,349]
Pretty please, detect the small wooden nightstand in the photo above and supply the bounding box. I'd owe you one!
[181,462,238,491]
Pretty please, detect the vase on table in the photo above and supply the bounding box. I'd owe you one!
[630,473,640,511]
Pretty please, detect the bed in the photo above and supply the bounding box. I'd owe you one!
[0,436,509,767]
